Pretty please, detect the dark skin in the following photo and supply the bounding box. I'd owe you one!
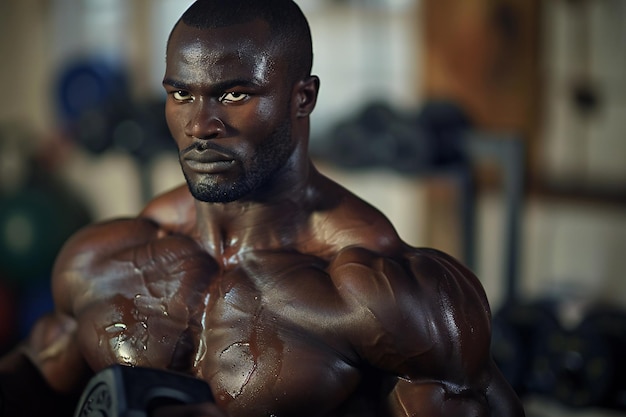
[0,18,524,417]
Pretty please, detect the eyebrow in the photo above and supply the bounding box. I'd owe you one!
[162,78,263,93]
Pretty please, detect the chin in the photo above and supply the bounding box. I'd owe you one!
[187,179,249,203]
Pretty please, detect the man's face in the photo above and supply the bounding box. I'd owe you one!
[163,19,296,203]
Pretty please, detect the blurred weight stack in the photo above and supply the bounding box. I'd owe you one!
[492,298,626,411]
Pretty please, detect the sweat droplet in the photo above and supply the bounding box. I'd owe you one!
[105,323,127,333]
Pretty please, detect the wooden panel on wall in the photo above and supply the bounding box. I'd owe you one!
[419,0,541,264]
[421,0,541,139]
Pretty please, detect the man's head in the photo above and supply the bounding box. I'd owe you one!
[163,0,319,203]
[175,0,313,85]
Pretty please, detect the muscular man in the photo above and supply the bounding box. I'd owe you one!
[0,1,524,416]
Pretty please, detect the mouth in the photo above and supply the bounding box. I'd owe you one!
[183,147,236,174]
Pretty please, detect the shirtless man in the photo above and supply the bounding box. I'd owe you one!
[0,1,524,416]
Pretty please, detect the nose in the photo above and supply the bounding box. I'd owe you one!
[185,99,226,140]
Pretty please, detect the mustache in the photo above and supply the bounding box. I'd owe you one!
[180,140,237,159]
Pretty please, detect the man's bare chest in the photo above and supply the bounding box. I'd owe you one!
[74,250,364,415]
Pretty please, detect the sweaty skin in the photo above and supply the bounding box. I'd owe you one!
[50,181,518,417]
[0,9,524,417]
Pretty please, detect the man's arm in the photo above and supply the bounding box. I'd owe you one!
[391,249,525,416]
[384,361,522,417]
[0,312,91,417]
[330,247,525,417]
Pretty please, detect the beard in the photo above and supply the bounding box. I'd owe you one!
[182,119,293,203]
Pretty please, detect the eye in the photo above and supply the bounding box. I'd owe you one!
[219,92,249,103]
[172,90,193,102]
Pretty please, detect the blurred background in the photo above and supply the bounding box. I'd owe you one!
[0,0,625,415]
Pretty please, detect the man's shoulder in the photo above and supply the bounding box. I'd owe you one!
[50,184,193,303]
[313,175,475,291]
[327,246,493,374]
[310,174,406,256]
[140,184,196,235]
[326,246,490,338]
[327,246,480,294]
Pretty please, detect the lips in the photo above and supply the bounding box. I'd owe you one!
[183,147,236,174]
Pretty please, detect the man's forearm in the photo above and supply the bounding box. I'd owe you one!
[0,348,79,417]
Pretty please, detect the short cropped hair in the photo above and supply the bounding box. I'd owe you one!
[174,0,313,83]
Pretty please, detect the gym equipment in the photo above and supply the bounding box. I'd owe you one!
[323,99,472,174]
[491,300,560,395]
[524,301,626,410]
[72,97,173,162]
[74,365,214,417]
[56,58,129,126]
[55,57,170,158]
[528,318,607,407]
[327,101,422,170]
[54,57,175,203]
[0,177,92,286]
[0,123,92,286]
[576,306,626,410]
[412,99,471,168]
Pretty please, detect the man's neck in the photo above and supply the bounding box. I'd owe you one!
[193,159,318,268]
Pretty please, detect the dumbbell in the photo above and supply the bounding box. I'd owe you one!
[74,365,214,417]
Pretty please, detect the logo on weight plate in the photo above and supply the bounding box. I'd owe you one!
[78,382,113,417]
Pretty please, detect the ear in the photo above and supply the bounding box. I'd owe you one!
[294,75,320,118]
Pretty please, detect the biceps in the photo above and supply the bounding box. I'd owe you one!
[384,378,489,417]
